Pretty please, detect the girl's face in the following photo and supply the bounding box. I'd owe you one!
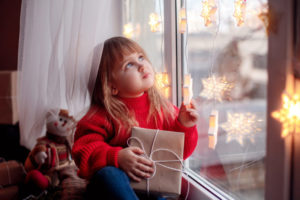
[111,52,154,98]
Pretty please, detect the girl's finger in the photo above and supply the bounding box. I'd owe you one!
[128,171,142,182]
[131,147,144,155]
[179,102,187,112]
[137,156,153,167]
[133,168,151,179]
[137,163,154,174]
[189,111,199,120]
[190,99,197,109]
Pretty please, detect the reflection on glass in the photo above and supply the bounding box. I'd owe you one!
[185,0,268,199]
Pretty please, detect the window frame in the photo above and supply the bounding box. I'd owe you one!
[161,0,299,199]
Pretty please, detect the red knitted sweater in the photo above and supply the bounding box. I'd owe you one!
[72,93,198,179]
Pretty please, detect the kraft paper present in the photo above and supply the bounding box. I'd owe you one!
[0,185,19,200]
[0,71,18,124]
[129,127,184,196]
[0,160,26,187]
[0,97,18,124]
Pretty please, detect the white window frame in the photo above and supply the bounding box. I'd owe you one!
[162,0,300,199]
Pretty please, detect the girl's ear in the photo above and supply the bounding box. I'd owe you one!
[111,87,119,95]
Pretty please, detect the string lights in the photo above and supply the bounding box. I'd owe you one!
[200,75,234,102]
[201,0,217,26]
[233,0,247,26]
[155,72,170,98]
[183,74,193,105]
[272,93,300,138]
[221,112,262,146]
[148,13,162,32]
[179,8,187,33]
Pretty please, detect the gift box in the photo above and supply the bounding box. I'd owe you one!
[0,160,26,187]
[129,127,184,196]
[0,185,19,200]
[0,71,18,124]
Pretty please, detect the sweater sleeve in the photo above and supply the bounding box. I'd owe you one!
[71,109,122,179]
[163,105,198,160]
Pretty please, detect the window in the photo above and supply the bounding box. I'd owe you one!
[181,0,268,199]
[122,0,299,199]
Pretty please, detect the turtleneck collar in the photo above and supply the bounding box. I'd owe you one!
[118,92,149,112]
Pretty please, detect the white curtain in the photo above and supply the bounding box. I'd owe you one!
[18,0,121,149]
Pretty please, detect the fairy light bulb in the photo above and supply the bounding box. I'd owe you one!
[272,93,300,138]
[234,0,246,26]
[179,8,187,33]
[155,72,170,98]
[201,0,217,26]
[123,23,134,38]
[183,74,193,105]
[148,13,161,32]
[208,110,219,149]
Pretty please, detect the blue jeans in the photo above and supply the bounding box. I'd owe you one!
[86,166,166,200]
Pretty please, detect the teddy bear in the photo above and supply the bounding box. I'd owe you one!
[24,109,77,190]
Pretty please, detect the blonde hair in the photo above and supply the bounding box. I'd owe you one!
[92,36,175,134]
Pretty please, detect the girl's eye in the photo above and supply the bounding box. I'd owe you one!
[125,63,134,69]
[138,56,144,62]
[59,118,63,121]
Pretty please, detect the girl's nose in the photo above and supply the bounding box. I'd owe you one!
[138,63,145,72]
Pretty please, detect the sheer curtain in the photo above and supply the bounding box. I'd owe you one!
[18,0,121,149]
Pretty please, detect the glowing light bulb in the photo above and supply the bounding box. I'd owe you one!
[183,74,193,105]
[179,8,187,33]
[148,13,161,32]
[208,110,219,149]
[201,0,217,26]
[123,23,134,38]
[234,0,246,26]
[272,93,300,138]
[155,72,170,98]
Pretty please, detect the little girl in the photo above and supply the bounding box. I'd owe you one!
[72,36,199,200]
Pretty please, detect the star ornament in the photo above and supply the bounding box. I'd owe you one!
[221,112,262,146]
[233,0,246,26]
[201,0,217,26]
[155,72,170,98]
[272,93,300,138]
[123,23,134,38]
[199,75,233,102]
[148,13,162,32]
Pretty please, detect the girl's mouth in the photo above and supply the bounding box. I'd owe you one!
[143,73,150,79]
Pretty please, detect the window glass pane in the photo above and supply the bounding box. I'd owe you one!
[182,0,268,199]
[122,0,172,99]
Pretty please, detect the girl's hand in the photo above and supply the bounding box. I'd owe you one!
[178,99,199,128]
[118,147,154,182]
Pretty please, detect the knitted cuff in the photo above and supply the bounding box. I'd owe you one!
[107,147,123,168]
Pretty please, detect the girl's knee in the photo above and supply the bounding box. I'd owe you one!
[94,166,126,180]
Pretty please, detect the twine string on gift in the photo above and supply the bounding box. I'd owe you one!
[127,129,190,200]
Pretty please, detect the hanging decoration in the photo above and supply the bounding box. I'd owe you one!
[155,72,170,98]
[258,3,270,35]
[123,23,134,38]
[148,13,162,32]
[179,8,187,33]
[221,112,262,146]
[183,74,193,105]
[272,93,300,138]
[208,110,219,149]
[199,75,234,102]
[233,0,246,26]
[201,0,217,27]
